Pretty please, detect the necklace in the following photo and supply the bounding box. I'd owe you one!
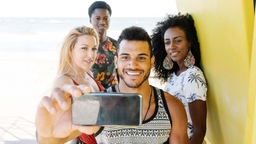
[143,86,152,121]
[116,84,153,121]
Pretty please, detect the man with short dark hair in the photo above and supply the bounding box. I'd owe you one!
[89,1,118,89]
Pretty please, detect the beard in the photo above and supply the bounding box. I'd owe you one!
[117,68,151,88]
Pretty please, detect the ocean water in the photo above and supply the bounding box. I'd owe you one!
[0,17,162,52]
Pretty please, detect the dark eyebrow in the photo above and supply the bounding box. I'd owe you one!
[119,53,129,56]
[119,53,149,57]
[165,36,184,41]
[174,36,185,39]
[138,53,149,57]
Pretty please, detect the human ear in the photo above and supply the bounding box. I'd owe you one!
[150,56,155,69]
[114,55,118,68]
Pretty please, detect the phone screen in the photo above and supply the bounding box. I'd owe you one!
[72,92,142,126]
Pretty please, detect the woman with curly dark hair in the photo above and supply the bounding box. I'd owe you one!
[151,13,207,144]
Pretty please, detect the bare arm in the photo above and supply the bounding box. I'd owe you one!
[165,92,189,144]
[189,100,207,144]
[35,76,100,143]
[37,130,80,144]
[35,87,81,143]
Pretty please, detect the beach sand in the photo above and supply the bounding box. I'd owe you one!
[0,51,164,143]
[0,52,58,143]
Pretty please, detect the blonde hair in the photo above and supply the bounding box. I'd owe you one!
[57,26,99,75]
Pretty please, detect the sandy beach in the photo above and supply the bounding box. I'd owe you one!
[0,51,58,143]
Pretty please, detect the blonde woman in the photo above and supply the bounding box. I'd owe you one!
[36,26,103,143]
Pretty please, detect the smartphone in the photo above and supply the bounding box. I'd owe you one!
[72,92,142,126]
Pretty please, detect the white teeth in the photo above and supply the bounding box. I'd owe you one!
[171,52,178,56]
[127,71,141,75]
[167,51,177,56]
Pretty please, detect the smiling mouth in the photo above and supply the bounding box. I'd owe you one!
[170,51,179,57]
[98,26,107,29]
[126,70,142,76]
[84,59,93,64]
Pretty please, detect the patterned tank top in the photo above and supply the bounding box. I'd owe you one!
[94,86,172,144]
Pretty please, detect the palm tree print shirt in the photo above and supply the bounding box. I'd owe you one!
[164,66,207,139]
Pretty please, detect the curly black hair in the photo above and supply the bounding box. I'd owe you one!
[151,13,202,82]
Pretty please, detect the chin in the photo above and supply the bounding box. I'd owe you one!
[98,28,107,33]
[124,81,143,88]
[82,67,90,72]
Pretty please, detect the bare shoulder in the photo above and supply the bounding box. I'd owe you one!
[53,75,74,88]
[163,92,186,118]
[163,92,183,109]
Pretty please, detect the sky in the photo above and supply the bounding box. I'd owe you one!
[0,0,177,17]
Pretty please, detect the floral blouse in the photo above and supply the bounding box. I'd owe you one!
[164,66,207,139]
[91,37,118,89]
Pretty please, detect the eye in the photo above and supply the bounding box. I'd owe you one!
[81,47,87,50]
[174,38,182,43]
[92,47,98,51]
[103,17,109,21]
[138,56,147,61]
[164,40,171,45]
[120,55,129,61]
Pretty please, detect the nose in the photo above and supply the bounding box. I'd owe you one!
[170,41,176,50]
[87,50,96,59]
[99,19,106,25]
[165,41,175,54]
[128,58,139,68]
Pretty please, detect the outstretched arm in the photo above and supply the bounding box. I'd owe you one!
[36,86,81,143]
[35,76,100,143]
